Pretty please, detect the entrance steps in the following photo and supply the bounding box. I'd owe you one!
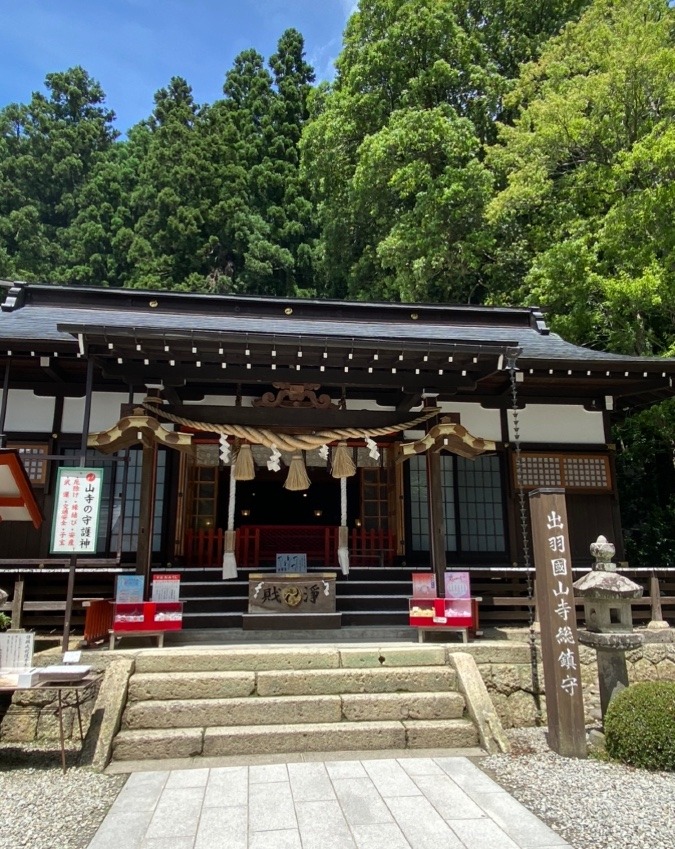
[110,645,481,763]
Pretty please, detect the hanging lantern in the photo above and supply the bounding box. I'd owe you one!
[233,443,255,481]
[284,452,311,491]
[331,441,356,478]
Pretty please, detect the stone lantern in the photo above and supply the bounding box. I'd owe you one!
[573,535,643,719]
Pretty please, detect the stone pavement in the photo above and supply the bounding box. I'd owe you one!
[87,754,571,849]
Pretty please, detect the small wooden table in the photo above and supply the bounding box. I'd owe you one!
[108,630,166,650]
[0,672,99,773]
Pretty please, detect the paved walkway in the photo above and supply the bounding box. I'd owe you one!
[87,755,570,849]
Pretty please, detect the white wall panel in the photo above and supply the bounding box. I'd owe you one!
[438,402,502,442]
[507,405,605,444]
[2,390,55,433]
[62,392,139,433]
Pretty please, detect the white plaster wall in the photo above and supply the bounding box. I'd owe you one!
[438,402,502,442]
[1,390,55,433]
[62,392,141,433]
[507,405,605,444]
[185,394,256,408]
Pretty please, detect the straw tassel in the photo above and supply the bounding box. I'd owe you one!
[233,442,255,481]
[284,452,311,491]
[331,441,356,478]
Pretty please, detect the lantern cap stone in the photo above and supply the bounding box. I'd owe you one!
[590,535,616,571]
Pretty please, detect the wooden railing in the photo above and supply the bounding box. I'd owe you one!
[184,525,396,569]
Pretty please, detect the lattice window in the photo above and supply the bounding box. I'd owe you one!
[514,453,611,492]
[360,467,389,531]
[8,442,49,486]
[563,456,609,489]
[186,460,218,531]
[515,455,561,488]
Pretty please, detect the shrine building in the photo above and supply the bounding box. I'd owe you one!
[0,280,673,632]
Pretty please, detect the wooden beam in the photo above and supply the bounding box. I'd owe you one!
[100,362,481,392]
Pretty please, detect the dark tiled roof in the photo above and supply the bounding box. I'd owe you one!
[0,281,673,370]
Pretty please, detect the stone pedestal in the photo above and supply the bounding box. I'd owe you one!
[578,631,642,718]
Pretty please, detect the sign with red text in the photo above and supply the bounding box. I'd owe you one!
[50,468,104,554]
[530,488,586,759]
[151,573,181,602]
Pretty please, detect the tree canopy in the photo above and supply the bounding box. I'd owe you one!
[0,1,674,563]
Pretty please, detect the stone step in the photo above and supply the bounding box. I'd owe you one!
[128,671,256,702]
[132,644,449,674]
[254,666,457,697]
[112,718,479,761]
[122,691,467,730]
[128,665,458,701]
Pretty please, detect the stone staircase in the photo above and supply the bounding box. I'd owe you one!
[111,645,481,762]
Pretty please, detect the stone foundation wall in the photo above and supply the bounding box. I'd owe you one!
[472,639,675,728]
[2,638,675,744]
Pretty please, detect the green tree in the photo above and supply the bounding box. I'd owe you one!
[0,67,118,281]
[487,0,675,355]
[301,0,589,303]
[216,33,317,296]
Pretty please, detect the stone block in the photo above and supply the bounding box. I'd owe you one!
[402,719,478,749]
[202,721,406,756]
[340,692,465,722]
[456,642,532,664]
[0,708,38,742]
[256,667,457,697]
[494,690,541,728]
[128,671,255,701]
[642,644,669,665]
[338,646,446,668]
[480,663,537,696]
[80,656,134,771]
[450,651,510,754]
[113,727,203,760]
[656,658,675,680]
[36,706,75,740]
[134,647,340,673]
[630,657,659,682]
[124,695,342,729]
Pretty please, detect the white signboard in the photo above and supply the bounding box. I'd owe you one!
[50,468,104,554]
[151,574,181,602]
[276,553,307,573]
[0,631,34,671]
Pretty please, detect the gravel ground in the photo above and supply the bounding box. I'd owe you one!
[482,727,675,849]
[0,744,125,849]
[1,731,674,849]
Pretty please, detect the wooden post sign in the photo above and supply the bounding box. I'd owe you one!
[529,488,586,759]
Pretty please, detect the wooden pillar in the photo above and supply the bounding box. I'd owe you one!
[421,397,446,595]
[10,579,24,629]
[0,358,11,448]
[136,439,158,592]
[427,448,447,596]
[62,356,94,652]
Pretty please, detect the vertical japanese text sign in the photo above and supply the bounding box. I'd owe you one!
[50,468,104,554]
[529,488,586,759]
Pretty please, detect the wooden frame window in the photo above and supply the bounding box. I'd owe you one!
[7,442,49,486]
[360,467,389,531]
[186,459,219,531]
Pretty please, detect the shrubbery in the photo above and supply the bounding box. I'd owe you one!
[604,681,675,771]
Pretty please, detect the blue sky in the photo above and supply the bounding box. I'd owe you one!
[0,0,357,133]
